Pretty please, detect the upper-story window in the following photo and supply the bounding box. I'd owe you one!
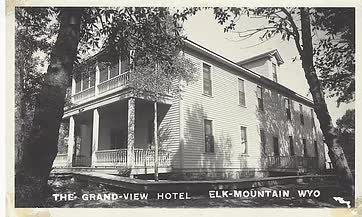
[240,126,248,154]
[285,98,292,121]
[273,136,280,156]
[289,136,295,156]
[300,104,304,125]
[303,138,307,157]
[98,55,130,84]
[204,119,214,153]
[272,63,278,82]
[74,69,95,93]
[311,108,315,128]
[203,63,212,96]
[260,129,266,156]
[238,79,246,106]
[257,86,264,111]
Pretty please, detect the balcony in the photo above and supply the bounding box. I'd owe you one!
[71,71,130,105]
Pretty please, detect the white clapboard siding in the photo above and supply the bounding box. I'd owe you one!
[176,50,324,170]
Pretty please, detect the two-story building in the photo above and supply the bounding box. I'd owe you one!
[53,39,325,179]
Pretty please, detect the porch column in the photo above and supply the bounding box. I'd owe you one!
[127,98,135,168]
[91,108,100,167]
[95,61,100,96]
[67,116,75,166]
[71,76,76,103]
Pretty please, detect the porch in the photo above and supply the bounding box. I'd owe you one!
[55,96,173,175]
[53,148,171,173]
[261,156,318,173]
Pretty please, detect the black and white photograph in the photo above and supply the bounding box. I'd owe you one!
[9,5,357,211]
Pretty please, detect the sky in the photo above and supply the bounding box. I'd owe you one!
[182,9,354,124]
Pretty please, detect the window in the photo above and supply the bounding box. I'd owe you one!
[272,63,278,82]
[314,140,318,157]
[285,98,291,120]
[121,56,130,74]
[82,71,90,90]
[300,104,304,125]
[203,63,212,95]
[89,69,95,87]
[238,79,246,106]
[289,136,295,156]
[257,86,264,111]
[75,74,82,93]
[303,139,307,157]
[240,127,248,154]
[273,136,280,156]
[109,61,119,78]
[99,62,109,83]
[260,130,266,155]
[311,108,315,127]
[204,120,214,153]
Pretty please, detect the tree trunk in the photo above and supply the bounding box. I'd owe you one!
[15,8,82,207]
[299,7,353,191]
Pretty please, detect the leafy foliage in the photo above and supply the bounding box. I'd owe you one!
[312,8,355,105]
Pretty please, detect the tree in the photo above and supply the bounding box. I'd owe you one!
[202,7,354,191]
[15,7,195,207]
[336,109,355,172]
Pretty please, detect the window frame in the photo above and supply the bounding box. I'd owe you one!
[272,62,278,82]
[202,63,212,96]
[238,78,246,106]
[240,126,248,154]
[204,119,214,153]
[273,136,280,156]
[260,129,266,156]
[285,98,292,121]
[303,138,307,157]
[300,104,304,125]
[257,86,264,112]
[289,136,295,156]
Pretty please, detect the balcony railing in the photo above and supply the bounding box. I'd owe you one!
[71,72,130,103]
[72,86,95,102]
[98,72,130,94]
[261,156,318,170]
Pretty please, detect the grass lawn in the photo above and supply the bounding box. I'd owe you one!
[45,177,353,208]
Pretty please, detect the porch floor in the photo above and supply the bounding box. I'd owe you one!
[51,171,336,192]
[52,166,172,175]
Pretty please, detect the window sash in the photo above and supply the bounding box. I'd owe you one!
[204,120,214,153]
[260,130,266,155]
[257,87,264,111]
[289,136,295,156]
[203,64,212,95]
[273,137,279,156]
[272,63,277,82]
[303,139,307,157]
[238,79,245,105]
[240,127,247,154]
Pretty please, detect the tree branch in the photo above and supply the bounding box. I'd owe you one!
[280,7,303,55]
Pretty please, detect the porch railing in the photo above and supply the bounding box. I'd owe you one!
[72,86,95,102]
[134,149,171,167]
[98,72,130,94]
[53,153,68,167]
[73,155,92,167]
[95,149,127,165]
[261,156,318,170]
[94,148,171,168]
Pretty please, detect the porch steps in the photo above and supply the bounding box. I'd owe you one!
[67,172,336,193]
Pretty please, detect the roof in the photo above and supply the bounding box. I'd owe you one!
[236,49,285,66]
[183,39,313,107]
